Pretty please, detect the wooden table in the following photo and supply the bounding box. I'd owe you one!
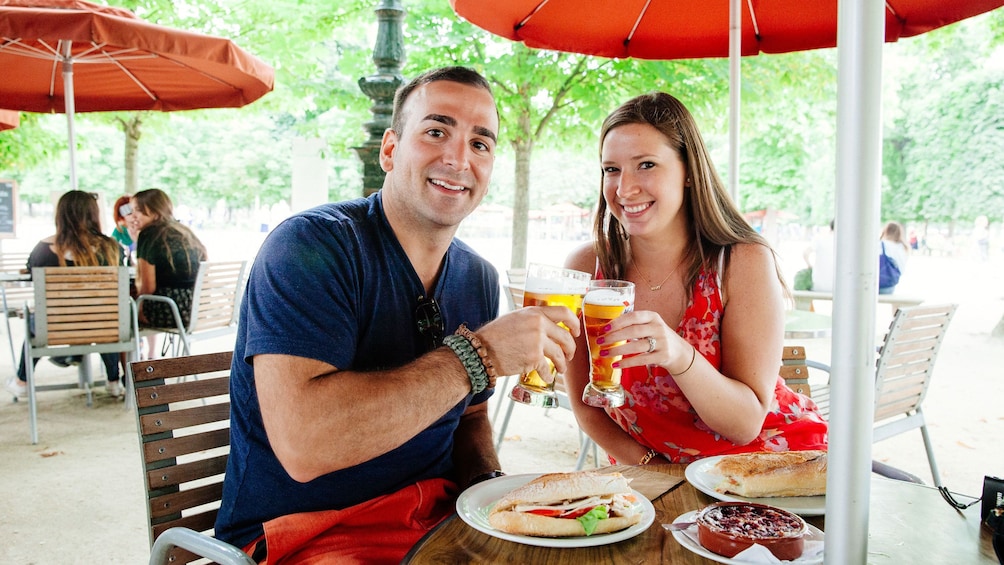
[403,464,997,564]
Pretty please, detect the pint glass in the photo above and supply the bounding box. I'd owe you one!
[582,280,635,408]
[509,264,591,408]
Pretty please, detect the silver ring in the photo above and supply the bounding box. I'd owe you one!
[646,337,657,353]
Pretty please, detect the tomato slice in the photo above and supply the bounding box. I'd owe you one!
[526,508,563,517]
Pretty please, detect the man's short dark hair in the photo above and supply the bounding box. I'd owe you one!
[390,66,494,134]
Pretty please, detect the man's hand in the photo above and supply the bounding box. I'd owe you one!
[476,305,580,381]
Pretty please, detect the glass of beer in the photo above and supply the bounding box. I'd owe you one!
[509,263,591,408]
[581,279,635,408]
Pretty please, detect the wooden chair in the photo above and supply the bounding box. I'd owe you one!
[23,266,139,444]
[492,269,524,427]
[138,261,247,357]
[132,351,254,565]
[807,303,958,487]
[1,250,32,368]
[501,267,525,312]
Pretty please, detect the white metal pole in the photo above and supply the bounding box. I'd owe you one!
[825,0,884,562]
[728,0,740,201]
[61,41,78,192]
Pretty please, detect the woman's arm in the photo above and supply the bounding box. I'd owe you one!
[671,243,784,443]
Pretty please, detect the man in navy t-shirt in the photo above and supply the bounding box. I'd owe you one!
[216,66,582,563]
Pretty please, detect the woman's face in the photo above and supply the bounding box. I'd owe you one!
[129,199,156,230]
[601,122,687,239]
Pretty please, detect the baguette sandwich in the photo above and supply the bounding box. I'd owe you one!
[713,450,827,498]
[488,470,642,537]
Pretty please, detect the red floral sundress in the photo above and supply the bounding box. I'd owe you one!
[604,264,828,463]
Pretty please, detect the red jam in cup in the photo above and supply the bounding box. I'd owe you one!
[695,501,809,561]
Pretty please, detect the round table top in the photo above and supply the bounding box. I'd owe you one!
[403,464,997,564]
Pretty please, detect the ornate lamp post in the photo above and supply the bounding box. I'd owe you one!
[353,0,405,196]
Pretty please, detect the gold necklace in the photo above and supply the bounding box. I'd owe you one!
[633,256,685,291]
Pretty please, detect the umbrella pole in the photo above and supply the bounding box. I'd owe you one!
[727,0,740,201]
[826,0,885,563]
[61,41,78,192]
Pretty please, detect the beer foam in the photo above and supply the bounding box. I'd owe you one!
[525,277,589,294]
[585,288,632,306]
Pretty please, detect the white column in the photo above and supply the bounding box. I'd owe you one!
[290,137,328,214]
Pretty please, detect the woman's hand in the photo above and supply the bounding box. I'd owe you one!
[594,309,694,375]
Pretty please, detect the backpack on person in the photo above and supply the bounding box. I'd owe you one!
[879,242,901,289]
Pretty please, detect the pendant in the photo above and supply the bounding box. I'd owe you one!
[650,285,661,291]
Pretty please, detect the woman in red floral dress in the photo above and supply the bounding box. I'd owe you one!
[564,92,827,465]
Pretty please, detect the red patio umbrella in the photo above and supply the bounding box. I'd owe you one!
[0,0,275,190]
[450,0,1004,60]
[452,0,1004,198]
[0,109,19,131]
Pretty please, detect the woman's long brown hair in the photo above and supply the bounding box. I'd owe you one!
[132,188,207,273]
[53,191,121,267]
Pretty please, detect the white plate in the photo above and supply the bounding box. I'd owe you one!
[456,473,656,548]
[670,510,825,564]
[685,456,826,516]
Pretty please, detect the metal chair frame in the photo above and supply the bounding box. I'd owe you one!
[808,303,958,487]
[137,260,247,357]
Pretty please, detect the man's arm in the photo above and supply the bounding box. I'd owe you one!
[255,349,471,483]
[255,305,580,484]
[451,401,500,488]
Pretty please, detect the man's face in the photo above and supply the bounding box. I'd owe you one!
[379,80,498,230]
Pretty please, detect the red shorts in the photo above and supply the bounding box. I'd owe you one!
[241,477,456,564]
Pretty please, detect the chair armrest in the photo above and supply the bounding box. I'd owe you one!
[149,527,255,565]
[135,294,186,331]
[871,460,926,484]
[806,359,831,373]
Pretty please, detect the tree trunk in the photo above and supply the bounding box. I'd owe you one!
[122,114,142,194]
[510,136,532,270]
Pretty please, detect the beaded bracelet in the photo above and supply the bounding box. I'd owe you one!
[455,323,498,387]
[444,334,491,395]
[639,449,659,465]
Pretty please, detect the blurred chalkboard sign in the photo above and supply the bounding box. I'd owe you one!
[0,180,16,238]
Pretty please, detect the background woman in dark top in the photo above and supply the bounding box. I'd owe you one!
[4,191,127,399]
[129,189,207,357]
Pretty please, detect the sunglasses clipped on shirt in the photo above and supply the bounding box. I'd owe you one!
[415,295,444,352]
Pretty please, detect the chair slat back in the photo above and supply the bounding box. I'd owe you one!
[873,304,956,423]
[187,261,247,334]
[32,267,130,346]
[781,345,831,418]
[132,351,234,565]
[506,268,526,287]
[0,251,29,274]
[1,251,32,313]
[780,345,811,397]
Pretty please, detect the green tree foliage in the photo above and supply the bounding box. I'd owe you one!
[883,13,1004,227]
[2,0,1000,243]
